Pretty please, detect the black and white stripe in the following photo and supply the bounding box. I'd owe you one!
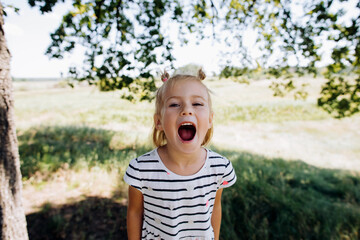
[124,148,236,240]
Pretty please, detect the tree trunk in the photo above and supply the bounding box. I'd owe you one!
[0,2,29,240]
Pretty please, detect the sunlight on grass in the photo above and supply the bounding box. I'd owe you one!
[215,102,330,123]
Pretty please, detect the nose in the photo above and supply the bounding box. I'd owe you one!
[181,104,193,116]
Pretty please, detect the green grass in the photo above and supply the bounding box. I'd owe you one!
[220,149,360,240]
[216,102,330,123]
[17,124,360,239]
[14,79,331,130]
[14,88,154,128]
[18,125,153,179]
[14,79,360,239]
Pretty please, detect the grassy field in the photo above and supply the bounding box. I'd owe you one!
[14,77,360,239]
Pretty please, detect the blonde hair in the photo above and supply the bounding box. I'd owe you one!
[152,69,213,147]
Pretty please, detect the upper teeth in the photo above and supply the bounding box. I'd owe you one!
[182,123,193,126]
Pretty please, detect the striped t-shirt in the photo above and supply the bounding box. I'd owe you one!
[124,148,237,240]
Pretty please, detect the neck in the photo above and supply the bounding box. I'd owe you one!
[158,145,207,175]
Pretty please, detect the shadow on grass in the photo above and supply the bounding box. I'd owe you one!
[17,125,153,179]
[215,148,360,240]
[20,126,360,239]
[26,197,127,240]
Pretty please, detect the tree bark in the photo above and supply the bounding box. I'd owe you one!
[0,2,29,240]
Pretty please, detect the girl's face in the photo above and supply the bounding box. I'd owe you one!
[154,78,213,154]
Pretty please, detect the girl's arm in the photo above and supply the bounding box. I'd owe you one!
[127,185,144,240]
[211,188,224,240]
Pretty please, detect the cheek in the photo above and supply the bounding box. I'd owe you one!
[163,107,179,118]
[161,111,176,128]
[200,109,211,119]
[198,112,212,128]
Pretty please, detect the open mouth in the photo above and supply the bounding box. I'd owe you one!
[178,123,196,141]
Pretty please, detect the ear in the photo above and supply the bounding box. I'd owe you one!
[208,111,214,129]
[154,114,163,131]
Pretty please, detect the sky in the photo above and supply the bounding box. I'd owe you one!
[3,0,359,79]
[3,1,231,78]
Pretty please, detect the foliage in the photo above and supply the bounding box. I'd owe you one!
[216,0,360,118]
[318,75,360,118]
[219,65,263,84]
[2,3,20,16]
[220,149,360,240]
[28,0,187,100]
[24,0,360,117]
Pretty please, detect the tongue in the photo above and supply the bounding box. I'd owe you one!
[178,126,195,141]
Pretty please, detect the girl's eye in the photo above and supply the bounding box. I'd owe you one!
[193,102,204,106]
[169,103,180,107]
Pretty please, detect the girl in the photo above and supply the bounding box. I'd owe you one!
[124,69,237,240]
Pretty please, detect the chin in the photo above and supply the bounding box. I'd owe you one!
[177,137,204,152]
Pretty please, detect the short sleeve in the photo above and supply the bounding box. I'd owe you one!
[219,159,237,189]
[123,158,143,192]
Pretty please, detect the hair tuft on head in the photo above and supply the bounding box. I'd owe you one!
[161,70,170,82]
[198,68,206,80]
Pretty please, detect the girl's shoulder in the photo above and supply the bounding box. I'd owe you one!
[206,149,229,162]
[129,148,160,165]
[206,148,235,172]
[206,149,237,188]
[124,148,164,190]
